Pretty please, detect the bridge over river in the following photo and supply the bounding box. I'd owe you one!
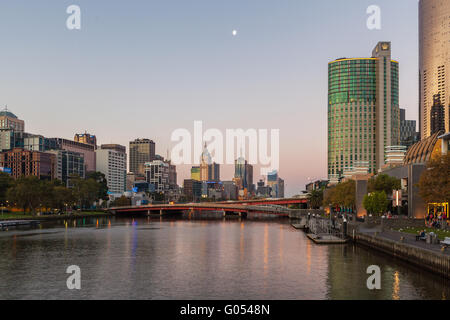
[109,198,307,217]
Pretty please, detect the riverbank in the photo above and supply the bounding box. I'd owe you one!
[353,229,450,279]
[0,211,113,222]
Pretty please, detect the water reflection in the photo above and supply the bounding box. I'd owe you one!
[0,216,448,300]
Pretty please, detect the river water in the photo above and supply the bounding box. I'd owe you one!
[0,216,448,300]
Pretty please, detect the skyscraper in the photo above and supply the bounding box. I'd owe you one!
[129,139,155,176]
[328,42,400,181]
[400,108,419,149]
[96,144,127,194]
[419,0,450,138]
[199,143,220,182]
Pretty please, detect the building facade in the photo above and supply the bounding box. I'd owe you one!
[49,138,96,173]
[145,160,169,193]
[74,132,97,147]
[328,42,400,181]
[430,93,446,135]
[47,150,85,187]
[129,139,155,176]
[419,0,450,138]
[0,148,55,180]
[400,108,419,149]
[96,145,127,195]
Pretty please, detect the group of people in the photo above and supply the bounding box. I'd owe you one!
[426,212,448,229]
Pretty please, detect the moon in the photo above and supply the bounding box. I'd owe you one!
[232,30,237,36]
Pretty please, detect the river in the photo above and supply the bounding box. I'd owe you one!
[0,216,448,300]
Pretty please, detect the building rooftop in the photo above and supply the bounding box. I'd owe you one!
[0,106,18,119]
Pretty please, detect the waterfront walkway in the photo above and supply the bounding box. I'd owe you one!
[359,228,450,256]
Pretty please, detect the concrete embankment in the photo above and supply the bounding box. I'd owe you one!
[354,231,450,279]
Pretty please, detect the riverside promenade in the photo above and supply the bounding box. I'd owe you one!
[352,225,450,279]
[290,211,450,279]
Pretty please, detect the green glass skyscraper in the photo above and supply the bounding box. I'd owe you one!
[328,42,400,181]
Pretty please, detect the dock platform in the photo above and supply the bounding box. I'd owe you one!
[0,220,41,230]
[306,233,348,244]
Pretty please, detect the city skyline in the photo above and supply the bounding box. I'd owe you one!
[0,0,420,196]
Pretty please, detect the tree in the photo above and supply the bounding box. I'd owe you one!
[308,189,323,209]
[323,180,356,209]
[363,191,389,215]
[418,153,450,204]
[111,196,131,207]
[368,174,401,195]
[86,172,109,201]
[52,186,75,211]
[7,176,42,215]
[0,172,13,204]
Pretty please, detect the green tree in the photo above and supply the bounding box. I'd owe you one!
[308,189,323,209]
[0,172,13,204]
[418,153,450,204]
[86,172,109,201]
[368,174,401,195]
[324,180,356,209]
[363,191,389,215]
[6,176,42,215]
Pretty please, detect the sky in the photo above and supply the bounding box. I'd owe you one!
[0,0,419,196]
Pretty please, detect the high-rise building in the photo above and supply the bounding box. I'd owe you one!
[199,143,220,182]
[191,166,201,181]
[400,109,420,149]
[183,179,202,202]
[0,108,25,152]
[145,160,169,193]
[419,0,450,138]
[0,107,25,132]
[166,160,178,189]
[129,139,155,176]
[328,42,400,181]
[48,138,96,173]
[0,148,55,180]
[430,93,446,135]
[234,157,253,191]
[266,170,284,198]
[47,150,85,187]
[96,144,127,194]
[74,132,97,147]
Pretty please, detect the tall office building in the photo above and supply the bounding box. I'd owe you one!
[199,143,220,182]
[419,0,450,138]
[430,93,446,135]
[47,150,85,187]
[0,107,24,132]
[400,108,419,149]
[191,166,201,181]
[129,139,155,176]
[48,138,96,173]
[328,42,400,180]
[145,160,169,193]
[0,108,25,152]
[96,144,127,194]
[234,157,253,191]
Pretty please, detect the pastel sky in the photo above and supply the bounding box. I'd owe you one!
[0,0,419,196]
